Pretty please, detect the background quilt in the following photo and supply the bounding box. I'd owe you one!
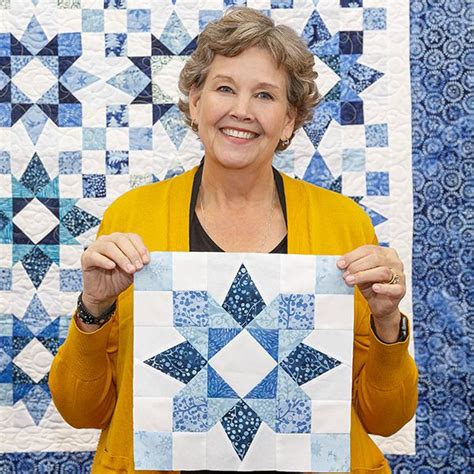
[133,252,353,472]
[0,0,471,472]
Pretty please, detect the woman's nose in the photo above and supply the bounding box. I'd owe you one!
[230,95,253,121]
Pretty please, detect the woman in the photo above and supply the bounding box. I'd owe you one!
[49,7,417,473]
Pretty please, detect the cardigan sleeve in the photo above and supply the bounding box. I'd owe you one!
[352,288,419,436]
[48,315,118,429]
[49,213,119,430]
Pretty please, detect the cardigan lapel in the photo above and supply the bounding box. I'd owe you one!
[281,172,313,255]
[167,166,198,252]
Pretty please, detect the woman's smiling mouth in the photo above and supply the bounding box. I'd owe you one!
[220,127,260,140]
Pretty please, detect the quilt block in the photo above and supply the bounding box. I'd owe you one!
[134,252,354,472]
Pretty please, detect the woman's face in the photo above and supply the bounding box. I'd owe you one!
[189,47,295,172]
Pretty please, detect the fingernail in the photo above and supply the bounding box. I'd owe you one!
[373,284,381,292]
[342,271,350,278]
[142,253,150,263]
[126,263,135,273]
[135,260,143,269]
[345,275,355,284]
[337,259,346,268]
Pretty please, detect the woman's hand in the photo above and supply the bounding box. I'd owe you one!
[337,245,406,343]
[81,233,150,316]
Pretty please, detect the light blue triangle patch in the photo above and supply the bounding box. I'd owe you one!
[37,244,59,265]
[37,83,58,104]
[245,399,276,431]
[36,176,59,199]
[340,81,361,102]
[20,105,48,145]
[175,366,208,399]
[12,177,34,198]
[208,398,238,430]
[176,326,208,359]
[59,224,79,245]
[21,16,49,55]
[208,296,240,328]
[159,104,188,149]
[59,198,78,218]
[60,66,100,93]
[106,65,150,98]
[160,12,192,55]
[13,244,35,265]
[278,329,312,362]
[11,84,32,104]
[277,367,309,401]
[11,57,34,77]
[37,56,58,77]
[246,295,280,330]
[22,294,51,336]
[0,71,9,90]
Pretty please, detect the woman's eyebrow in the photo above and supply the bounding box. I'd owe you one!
[211,75,282,91]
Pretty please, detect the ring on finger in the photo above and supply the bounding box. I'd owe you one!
[387,268,400,285]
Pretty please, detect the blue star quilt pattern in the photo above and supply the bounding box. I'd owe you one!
[0,0,471,471]
[133,252,354,472]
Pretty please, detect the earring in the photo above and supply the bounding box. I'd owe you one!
[281,138,290,147]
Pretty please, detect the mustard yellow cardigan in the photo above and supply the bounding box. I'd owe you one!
[49,167,418,473]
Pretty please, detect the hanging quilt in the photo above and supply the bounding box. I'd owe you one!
[133,252,354,472]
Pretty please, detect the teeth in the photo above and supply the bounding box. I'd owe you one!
[222,128,257,139]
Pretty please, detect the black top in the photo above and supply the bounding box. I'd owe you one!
[186,164,296,474]
[189,164,288,254]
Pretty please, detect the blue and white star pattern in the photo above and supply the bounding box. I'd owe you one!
[133,252,353,472]
[0,0,471,471]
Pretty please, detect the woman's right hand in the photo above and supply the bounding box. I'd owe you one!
[80,233,150,316]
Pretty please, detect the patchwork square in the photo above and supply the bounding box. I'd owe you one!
[82,174,106,198]
[130,127,152,150]
[134,252,354,471]
[0,151,10,173]
[58,33,82,56]
[128,9,151,32]
[59,104,82,127]
[106,105,129,127]
[106,151,129,175]
[83,128,106,150]
[59,151,82,174]
[366,171,389,196]
[105,33,127,57]
[363,8,386,31]
[365,123,389,147]
[339,31,363,54]
[82,9,105,32]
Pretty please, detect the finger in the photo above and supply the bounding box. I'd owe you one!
[343,253,383,277]
[337,245,379,269]
[94,239,137,274]
[82,250,117,271]
[344,266,405,287]
[127,233,150,265]
[109,233,145,270]
[372,283,406,298]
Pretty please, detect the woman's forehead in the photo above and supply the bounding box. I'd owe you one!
[206,47,288,86]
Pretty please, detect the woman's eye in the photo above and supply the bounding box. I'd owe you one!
[217,85,233,93]
[256,91,273,100]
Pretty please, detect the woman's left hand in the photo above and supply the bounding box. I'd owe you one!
[337,245,406,341]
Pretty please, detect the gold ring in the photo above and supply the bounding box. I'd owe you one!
[388,269,400,285]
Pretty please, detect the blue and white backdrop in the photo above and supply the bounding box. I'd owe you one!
[0,0,471,472]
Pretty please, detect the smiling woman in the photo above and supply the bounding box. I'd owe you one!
[49,7,418,474]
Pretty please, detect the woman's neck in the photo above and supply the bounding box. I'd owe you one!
[199,159,275,210]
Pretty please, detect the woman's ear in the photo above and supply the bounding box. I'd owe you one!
[189,85,201,122]
[283,106,296,141]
